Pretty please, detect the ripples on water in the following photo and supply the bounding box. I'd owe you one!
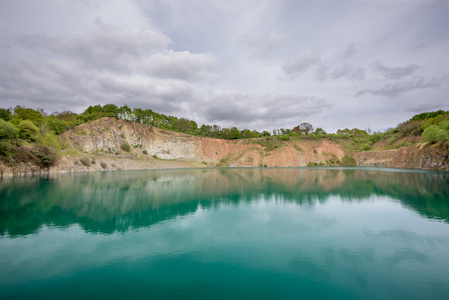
[1,168,448,299]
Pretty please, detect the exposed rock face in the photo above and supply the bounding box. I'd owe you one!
[2,117,448,177]
[60,117,347,168]
[353,144,449,171]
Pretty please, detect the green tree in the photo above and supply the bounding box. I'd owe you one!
[18,120,40,141]
[299,122,314,135]
[436,129,448,141]
[422,125,442,143]
[0,108,12,121]
[175,118,192,133]
[0,119,19,140]
[230,127,241,139]
[262,131,271,137]
[103,104,119,118]
[13,106,45,125]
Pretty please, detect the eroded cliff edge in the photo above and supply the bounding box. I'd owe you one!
[1,117,448,177]
[353,144,449,171]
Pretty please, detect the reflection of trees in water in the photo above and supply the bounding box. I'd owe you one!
[1,168,448,236]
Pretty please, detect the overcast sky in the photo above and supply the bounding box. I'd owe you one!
[1,0,448,132]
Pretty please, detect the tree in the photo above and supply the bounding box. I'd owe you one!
[292,125,303,135]
[103,104,119,118]
[230,127,241,139]
[0,119,18,140]
[262,131,271,137]
[0,108,12,121]
[199,124,212,136]
[314,128,326,135]
[13,106,45,125]
[175,118,192,133]
[18,120,40,141]
[422,125,442,143]
[299,122,313,135]
[190,120,198,134]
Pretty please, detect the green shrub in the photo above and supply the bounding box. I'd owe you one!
[341,155,356,166]
[362,143,371,151]
[80,157,91,167]
[42,132,61,154]
[100,162,107,169]
[120,142,131,152]
[91,158,96,164]
[436,129,448,141]
[422,125,441,143]
[18,120,39,141]
[0,141,14,156]
[279,135,290,141]
[37,153,52,167]
[440,120,449,131]
[0,120,19,140]
[142,150,148,154]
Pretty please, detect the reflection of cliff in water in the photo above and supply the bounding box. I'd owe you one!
[1,168,448,236]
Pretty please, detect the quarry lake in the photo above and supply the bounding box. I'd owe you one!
[1,168,449,300]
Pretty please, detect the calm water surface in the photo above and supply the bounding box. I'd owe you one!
[1,168,448,299]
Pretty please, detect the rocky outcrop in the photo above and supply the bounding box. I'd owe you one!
[353,144,449,171]
[2,117,448,177]
[60,117,347,168]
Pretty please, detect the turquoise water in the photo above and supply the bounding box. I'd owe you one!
[1,168,448,299]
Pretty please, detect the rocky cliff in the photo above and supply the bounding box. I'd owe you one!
[1,117,448,177]
[60,117,346,167]
[353,144,449,171]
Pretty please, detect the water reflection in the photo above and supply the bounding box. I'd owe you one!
[1,168,448,236]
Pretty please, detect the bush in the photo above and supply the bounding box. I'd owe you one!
[341,155,356,166]
[0,120,19,140]
[80,157,91,167]
[142,150,148,154]
[37,153,52,167]
[436,129,448,141]
[279,135,290,141]
[362,143,371,151]
[18,120,39,141]
[0,141,14,156]
[440,121,449,131]
[100,162,107,169]
[422,125,441,143]
[120,142,131,152]
[42,132,61,154]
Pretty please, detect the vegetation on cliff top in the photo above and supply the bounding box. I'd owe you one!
[0,104,448,168]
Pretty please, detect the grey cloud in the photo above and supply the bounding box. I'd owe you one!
[341,43,356,60]
[315,65,329,82]
[329,64,365,81]
[315,64,365,81]
[241,30,289,59]
[283,50,320,76]
[0,21,219,114]
[356,75,448,98]
[145,50,217,81]
[406,101,447,113]
[11,22,217,81]
[14,23,170,72]
[203,92,331,128]
[372,60,420,80]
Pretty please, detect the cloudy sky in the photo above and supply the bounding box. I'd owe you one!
[1,0,448,132]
